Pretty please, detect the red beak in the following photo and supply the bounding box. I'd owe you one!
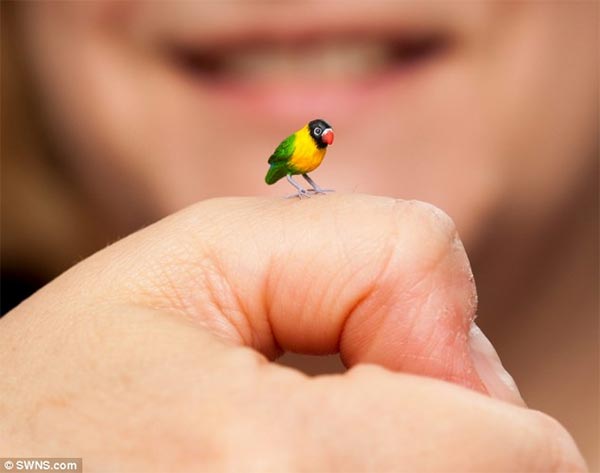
[322,129,334,145]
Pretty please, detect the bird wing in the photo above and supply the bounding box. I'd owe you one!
[268,134,296,165]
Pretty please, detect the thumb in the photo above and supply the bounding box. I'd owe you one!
[47,194,523,403]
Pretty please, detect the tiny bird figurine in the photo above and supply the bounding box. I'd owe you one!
[265,119,334,198]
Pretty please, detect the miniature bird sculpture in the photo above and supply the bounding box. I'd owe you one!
[265,119,334,198]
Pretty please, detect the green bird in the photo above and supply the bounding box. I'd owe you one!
[265,119,335,198]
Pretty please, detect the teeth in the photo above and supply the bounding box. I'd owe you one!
[221,42,390,81]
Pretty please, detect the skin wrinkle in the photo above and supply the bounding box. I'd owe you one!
[310,200,394,353]
[302,239,381,354]
[123,211,245,344]
[400,277,440,349]
[435,325,471,385]
[288,242,337,348]
[262,237,302,353]
[153,259,236,341]
[261,201,387,355]
[329,255,381,332]
[325,202,397,356]
[198,244,256,349]
[131,205,274,353]
[177,206,258,345]
[305,270,338,351]
[364,295,450,379]
[337,213,401,364]
[262,242,292,352]
[337,199,412,344]
[140,253,197,316]
[116,221,213,318]
[398,303,442,370]
[239,209,276,344]
[341,207,452,364]
[257,244,284,360]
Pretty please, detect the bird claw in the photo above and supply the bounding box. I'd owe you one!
[307,188,335,195]
[286,189,311,199]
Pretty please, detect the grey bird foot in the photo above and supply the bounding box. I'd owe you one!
[307,188,335,195]
[286,188,312,199]
[301,174,334,195]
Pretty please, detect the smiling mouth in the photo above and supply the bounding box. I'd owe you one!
[165,31,453,85]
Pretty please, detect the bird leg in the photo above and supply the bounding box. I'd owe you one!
[303,174,334,194]
[286,175,311,199]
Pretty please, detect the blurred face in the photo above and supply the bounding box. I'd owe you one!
[17,2,597,245]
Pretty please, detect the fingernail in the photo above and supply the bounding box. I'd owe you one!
[469,323,526,406]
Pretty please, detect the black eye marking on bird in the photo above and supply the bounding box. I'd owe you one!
[307,119,333,149]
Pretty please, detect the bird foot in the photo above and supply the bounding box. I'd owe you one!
[307,188,335,195]
[286,188,312,199]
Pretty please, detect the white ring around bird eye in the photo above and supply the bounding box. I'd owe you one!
[314,127,322,135]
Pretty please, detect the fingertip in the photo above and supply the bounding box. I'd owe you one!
[334,199,484,392]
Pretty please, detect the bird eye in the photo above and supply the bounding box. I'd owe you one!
[314,127,322,135]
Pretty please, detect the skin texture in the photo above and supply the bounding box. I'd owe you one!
[0,195,586,472]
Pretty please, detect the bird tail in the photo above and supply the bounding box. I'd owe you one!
[265,165,288,185]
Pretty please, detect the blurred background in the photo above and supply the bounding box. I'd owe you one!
[1,1,598,468]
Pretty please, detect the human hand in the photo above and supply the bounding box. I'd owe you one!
[0,195,586,471]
